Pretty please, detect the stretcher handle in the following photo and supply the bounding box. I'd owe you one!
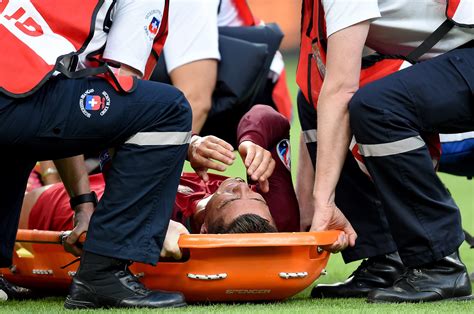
[16,230,71,244]
[177,231,341,248]
[16,229,342,248]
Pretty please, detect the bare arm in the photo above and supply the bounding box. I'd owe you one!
[170,59,218,133]
[54,155,93,255]
[310,21,370,251]
[38,160,61,185]
[296,136,315,231]
[54,155,90,197]
[117,64,142,78]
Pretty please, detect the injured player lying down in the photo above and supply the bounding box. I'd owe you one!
[19,105,299,258]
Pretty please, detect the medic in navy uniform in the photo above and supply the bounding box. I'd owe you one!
[0,0,196,309]
[297,0,473,303]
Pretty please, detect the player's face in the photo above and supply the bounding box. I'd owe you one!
[203,178,274,229]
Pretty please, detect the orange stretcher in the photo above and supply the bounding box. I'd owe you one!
[0,229,340,302]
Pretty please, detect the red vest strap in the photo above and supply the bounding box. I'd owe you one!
[232,0,256,26]
[296,0,323,107]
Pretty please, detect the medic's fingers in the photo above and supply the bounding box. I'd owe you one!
[322,232,348,253]
[196,169,210,182]
[207,136,235,157]
[203,146,234,165]
[198,136,235,163]
[64,229,84,256]
[171,246,182,260]
[345,224,358,247]
[160,246,181,259]
[196,155,227,172]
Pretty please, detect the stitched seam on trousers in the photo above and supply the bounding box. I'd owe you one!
[140,152,173,257]
[139,144,188,259]
[391,149,437,258]
[398,76,427,132]
[368,105,436,258]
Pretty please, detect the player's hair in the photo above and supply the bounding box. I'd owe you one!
[208,213,277,234]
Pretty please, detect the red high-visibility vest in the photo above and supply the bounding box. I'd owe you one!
[296,0,473,173]
[297,0,473,108]
[232,0,293,119]
[0,0,169,98]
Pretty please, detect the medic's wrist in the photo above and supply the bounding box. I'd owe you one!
[69,191,98,210]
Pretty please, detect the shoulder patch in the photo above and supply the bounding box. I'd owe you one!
[277,139,291,171]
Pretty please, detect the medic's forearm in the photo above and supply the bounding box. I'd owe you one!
[170,59,218,134]
[312,89,353,207]
[54,155,90,198]
[311,21,369,209]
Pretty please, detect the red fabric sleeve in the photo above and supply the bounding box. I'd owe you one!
[237,105,291,149]
[237,105,300,232]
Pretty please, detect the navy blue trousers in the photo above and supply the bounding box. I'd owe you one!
[349,47,474,266]
[0,76,192,267]
[297,92,397,264]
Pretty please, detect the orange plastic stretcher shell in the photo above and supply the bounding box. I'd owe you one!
[0,229,340,302]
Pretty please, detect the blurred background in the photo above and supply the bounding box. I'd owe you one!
[247,0,301,52]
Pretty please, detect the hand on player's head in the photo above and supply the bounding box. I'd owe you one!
[188,135,235,181]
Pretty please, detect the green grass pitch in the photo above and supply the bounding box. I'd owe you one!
[1,55,472,313]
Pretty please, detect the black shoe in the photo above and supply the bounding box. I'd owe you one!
[64,252,186,309]
[368,251,473,303]
[311,252,405,298]
[0,275,34,300]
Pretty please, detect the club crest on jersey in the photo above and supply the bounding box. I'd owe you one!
[144,9,162,41]
[79,89,111,118]
[277,139,291,171]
